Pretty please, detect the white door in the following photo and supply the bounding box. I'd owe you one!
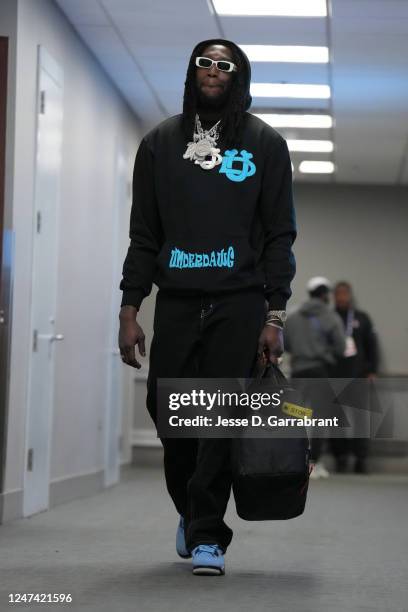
[23,47,63,516]
[104,150,131,486]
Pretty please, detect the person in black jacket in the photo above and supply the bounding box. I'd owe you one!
[118,39,296,575]
[331,281,379,473]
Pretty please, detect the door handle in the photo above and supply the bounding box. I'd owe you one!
[50,333,64,341]
[36,332,65,341]
[33,331,64,352]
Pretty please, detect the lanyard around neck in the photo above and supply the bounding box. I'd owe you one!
[346,308,354,337]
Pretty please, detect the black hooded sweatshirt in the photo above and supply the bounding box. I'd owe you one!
[120,39,296,311]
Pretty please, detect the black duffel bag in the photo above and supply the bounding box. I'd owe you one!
[231,362,312,520]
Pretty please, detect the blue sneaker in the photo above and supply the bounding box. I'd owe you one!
[192,544,225,575]
[176,516,191,559]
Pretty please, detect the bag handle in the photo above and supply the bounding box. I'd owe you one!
[259,361,287,383]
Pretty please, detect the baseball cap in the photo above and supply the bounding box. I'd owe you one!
[306,276,332,293]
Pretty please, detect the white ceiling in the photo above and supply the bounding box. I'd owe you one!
[55,0,408,185]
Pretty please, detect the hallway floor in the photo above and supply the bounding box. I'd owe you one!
[1,467,407,612]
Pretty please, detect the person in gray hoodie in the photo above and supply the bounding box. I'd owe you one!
[285,277,345,376]
[284,277,346,477]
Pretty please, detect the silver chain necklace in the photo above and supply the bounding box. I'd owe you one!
[183,113,223,170]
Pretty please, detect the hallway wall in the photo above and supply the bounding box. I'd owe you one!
[0,0,17,233]
[0,0,18,516]
[3,0,141,519]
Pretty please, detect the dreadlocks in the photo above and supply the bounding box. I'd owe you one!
[182,39,252,151]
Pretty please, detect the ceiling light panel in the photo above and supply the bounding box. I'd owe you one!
[299,161,335,174]
[251,83,331,99]
[239,45,329,63]
[287,140,334,152]
[212,0,327,17]
[254,114,333,128]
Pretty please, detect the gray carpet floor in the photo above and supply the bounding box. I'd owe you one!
[1,467,407,612]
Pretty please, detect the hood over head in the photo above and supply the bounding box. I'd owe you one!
[182,39,252,148]
[184,38,252,111]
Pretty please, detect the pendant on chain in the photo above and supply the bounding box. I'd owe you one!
[183,114,223,170]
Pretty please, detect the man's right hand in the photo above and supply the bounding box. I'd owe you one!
[118,306,146,369]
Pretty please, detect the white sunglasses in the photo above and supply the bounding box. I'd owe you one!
[195,56,237,73]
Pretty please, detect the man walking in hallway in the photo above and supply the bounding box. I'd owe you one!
[118,39,296,575]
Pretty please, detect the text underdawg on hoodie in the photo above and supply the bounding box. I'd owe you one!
[169,246,235,269]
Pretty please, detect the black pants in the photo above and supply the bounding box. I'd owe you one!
[146,287,266,553]
[292,365,331,462]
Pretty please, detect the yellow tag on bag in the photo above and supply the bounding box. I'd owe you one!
[282,402,313,419]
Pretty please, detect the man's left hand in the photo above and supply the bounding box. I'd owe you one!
[257,325,284,365]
